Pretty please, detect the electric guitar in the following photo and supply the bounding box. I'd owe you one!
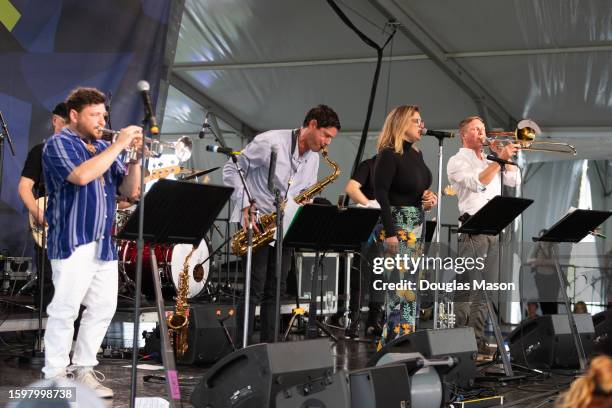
[30,165,183,247]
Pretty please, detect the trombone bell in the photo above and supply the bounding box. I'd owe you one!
[486,125,576,155]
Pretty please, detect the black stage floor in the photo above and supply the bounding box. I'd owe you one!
[0,326,574,407]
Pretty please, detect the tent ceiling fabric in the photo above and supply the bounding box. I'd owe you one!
[161,0,612,163]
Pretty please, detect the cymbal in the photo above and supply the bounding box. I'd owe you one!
[179,167,220,181]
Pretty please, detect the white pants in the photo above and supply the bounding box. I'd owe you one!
[43,241,118,378]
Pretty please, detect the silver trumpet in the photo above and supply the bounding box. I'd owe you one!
[96,127,193,163]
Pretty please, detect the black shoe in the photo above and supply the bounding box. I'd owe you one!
[366,323,383,337]
[345,320,361,339]
[365,302,384,336]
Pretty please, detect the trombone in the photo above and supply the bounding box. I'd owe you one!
[96,127,193,162]
[484,121,576,155]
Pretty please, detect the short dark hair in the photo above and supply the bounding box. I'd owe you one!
[52,102,68,119]
[65,87,106,114]
[302,104,341,130]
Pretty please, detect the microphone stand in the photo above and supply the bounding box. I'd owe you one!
[432,134,446,329]
[0,111,16,200]
[231,154,256,349]
[129,114,155,408]
[273,186,283,342]
[204,125,257,348]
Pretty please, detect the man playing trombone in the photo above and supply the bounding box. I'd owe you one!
[446,115,520,356]
[41,87,143,398]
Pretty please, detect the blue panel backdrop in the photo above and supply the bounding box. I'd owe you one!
[0,0,171,257]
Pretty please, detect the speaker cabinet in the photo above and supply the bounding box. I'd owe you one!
[592,310,611,356]
[179,303,236,365]
[191,339,337,408]
[275,371,350,408]
[508,314,595,369]
[369,327,478,388]
[349,363,412,408]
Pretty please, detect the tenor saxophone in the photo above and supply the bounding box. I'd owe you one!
[230,147,340,256]
[166,246,195,358]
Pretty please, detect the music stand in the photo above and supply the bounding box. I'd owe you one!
[457,196,534,379]
[534,209,612,371]
[118,179,233,405]
[284,204,380,340]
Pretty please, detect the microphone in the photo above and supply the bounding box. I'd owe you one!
[421,128,455,138]
[198,115,210,139]
[267,145,278,193]
[0,111,15,156]
[486,154,517,167]
[136,80,159,134]
[206,145,241,155]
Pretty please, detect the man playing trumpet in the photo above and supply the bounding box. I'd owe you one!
[446,115,520,356]
[41,87,143,398]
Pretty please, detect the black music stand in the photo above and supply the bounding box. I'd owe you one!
[118,179,233,405]
[534,209,612,371]
[458,196,534,379]
[284,204,380,340]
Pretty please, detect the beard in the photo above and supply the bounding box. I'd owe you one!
[75,121,100,141]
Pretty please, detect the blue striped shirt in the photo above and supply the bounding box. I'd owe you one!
[43,128,126,260]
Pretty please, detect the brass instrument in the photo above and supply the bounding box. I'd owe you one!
[437,301,455,329]
[96,127,193,162]
[166,246,196,358]
[230,147,340,256]
[485,122,576,155]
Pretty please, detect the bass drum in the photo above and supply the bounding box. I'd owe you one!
[119,241,175,300]
[119,239,210,300]
[166,238,210,299]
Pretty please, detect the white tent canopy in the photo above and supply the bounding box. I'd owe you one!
[158,0,612,230]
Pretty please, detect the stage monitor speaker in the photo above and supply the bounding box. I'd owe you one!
[276,371,350,408]
[191,338,339,408]
[179,303,236,365]
[508,314,595,369]
[349,363,412,408]
[368,327,477,389]
[593,310,611,356]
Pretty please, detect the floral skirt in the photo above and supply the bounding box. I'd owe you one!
[373,206,425,351]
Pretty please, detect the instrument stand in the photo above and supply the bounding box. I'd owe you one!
[458,195,533,380]
[283,204,380,341]
[534,208,612,372]
[119,179,233,407]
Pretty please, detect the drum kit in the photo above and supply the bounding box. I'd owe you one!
[113,165,221,302]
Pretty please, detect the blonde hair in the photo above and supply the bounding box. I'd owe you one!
[556,355,612,408]
[376,105,420,155]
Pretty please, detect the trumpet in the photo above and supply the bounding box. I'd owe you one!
[483,122,576,155]
[96,127,193,162]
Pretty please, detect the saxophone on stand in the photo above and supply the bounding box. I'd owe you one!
[167,246,196,358]
[230,147,340,256]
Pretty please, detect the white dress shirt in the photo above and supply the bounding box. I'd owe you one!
[447,148,520,216]
[222,129,319,223]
